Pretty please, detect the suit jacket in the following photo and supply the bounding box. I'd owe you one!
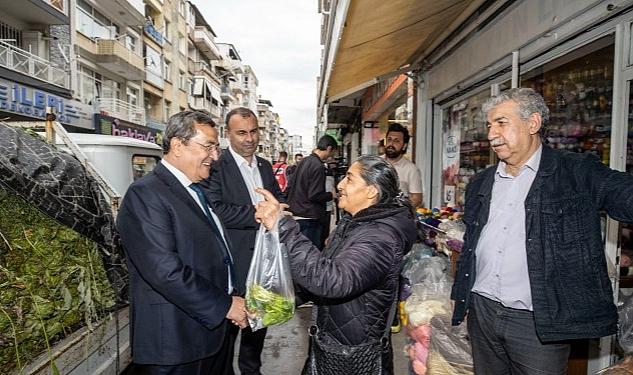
[202,151,283,290]
[117,163,234,365]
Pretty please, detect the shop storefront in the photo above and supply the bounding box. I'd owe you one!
[416,2,633,372]
[95,113,163,145]
[0,77,93,131]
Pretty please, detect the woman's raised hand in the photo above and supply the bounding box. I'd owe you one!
[255,188,284,231]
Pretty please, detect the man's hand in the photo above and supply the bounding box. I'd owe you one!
[226,296,248,329]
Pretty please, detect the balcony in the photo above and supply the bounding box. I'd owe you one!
[188,96,222,119]
[145,69,164,89]
[221,85,236,102]
[144,23,164,46]
[0,0,68,24]
[99,0,144,27]
[0,40,69,88]
[191,27,221,61]
[96,39,144,80]
[188,60,213,76]
[229,80,244,94]
[95,98,145,125]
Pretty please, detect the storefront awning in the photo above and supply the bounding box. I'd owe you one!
[209,82,222,102]
[323,0,482,103]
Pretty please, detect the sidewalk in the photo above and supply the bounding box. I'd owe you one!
[235,307,410,374]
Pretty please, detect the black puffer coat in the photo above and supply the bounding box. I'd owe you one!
[278,204,417,372]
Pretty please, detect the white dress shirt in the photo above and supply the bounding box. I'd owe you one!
[228,146,264,205]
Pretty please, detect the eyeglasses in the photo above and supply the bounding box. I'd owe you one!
[191,140,221,154]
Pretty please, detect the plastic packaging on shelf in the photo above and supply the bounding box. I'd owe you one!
[619,292,633,353]
[426,316,474,375]
[596,355,633,374]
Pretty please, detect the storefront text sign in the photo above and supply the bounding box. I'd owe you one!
[96,114,162,145]
[0,78,92,129]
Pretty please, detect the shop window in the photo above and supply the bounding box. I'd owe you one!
[132,155,160,181]
[521,35,614,165]
[441,89,492,208]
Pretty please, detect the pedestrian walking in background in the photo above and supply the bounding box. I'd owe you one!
[383,123,423,208]
[286,135,337,249]
[272,151,289,194]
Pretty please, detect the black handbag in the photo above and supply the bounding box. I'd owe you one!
[302,295,398,375]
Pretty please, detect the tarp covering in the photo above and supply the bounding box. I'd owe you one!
[0,122,127,303]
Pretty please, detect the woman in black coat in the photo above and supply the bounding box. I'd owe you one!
[255,155,417,375]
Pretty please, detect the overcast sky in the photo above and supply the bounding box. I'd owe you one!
[191,0,321,150]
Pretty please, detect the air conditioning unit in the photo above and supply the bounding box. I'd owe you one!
[22,31,46,57]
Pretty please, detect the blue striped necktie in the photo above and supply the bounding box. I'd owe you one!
[189,183,238,292]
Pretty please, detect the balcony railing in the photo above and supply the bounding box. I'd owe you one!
[95,97,145,125]
[192,27,221,60]
[144,23,164,45]
[188,96,222,118]
[145,69,164,89]
[0,40,69,88]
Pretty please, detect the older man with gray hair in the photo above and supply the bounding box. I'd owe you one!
[451,88,633,374]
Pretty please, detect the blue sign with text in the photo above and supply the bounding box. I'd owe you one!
[0,78,92,129]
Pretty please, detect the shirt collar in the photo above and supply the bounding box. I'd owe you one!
[381,154,404,165]
[497,145,543,177]
[228,145,256,168]
[161,159,194,188]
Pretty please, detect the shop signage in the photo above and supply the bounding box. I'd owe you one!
[0,78,93,129]
[95,114,162,145]
[445,136,458,159]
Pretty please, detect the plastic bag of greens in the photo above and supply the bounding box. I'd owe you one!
[245,223,295,331]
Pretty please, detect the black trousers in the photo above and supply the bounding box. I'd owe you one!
[467,293,571,375]
[238,326,267,375]
[129,325,239,375]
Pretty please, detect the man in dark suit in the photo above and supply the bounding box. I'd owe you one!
[202,107,283,375]
[117,111,248,375]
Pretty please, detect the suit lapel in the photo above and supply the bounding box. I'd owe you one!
[256,156,274,190]
[222,151,252,202]
[153,163,210,224]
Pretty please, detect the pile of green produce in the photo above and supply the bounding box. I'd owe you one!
[0,189,116,373]
[246,283,294,328]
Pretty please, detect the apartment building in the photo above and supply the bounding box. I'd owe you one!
[241,64,258,114]
[141,0,189,140]
[257,97,283,161]
[0,0,94,130]
[185,2,223,126]
[73,0,161,140]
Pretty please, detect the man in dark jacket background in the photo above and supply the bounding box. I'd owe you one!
[451,88,633,374]
[202,107,283,375]
[286,135,337,249]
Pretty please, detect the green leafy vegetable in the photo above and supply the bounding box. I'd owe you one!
[246,283,294,327]
[0,190,115,373]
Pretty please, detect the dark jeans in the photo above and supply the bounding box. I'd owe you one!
[467,293,570,375]
[238,326,267,375]
[298,219,323,250]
